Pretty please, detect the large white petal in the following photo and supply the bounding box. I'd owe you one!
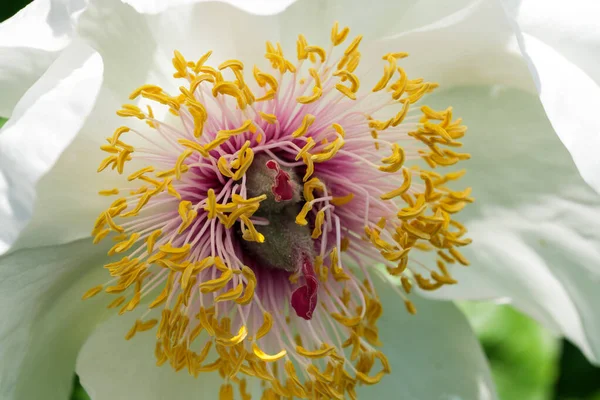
[0,41,103,255]
[76,274,494,399]
[76,311,224,400]
[421,85,600,364]
[0,239,112,400]
[375,0,534,91]
[357,277,496,399]
[0,0,88,116]
[502,1,600,193]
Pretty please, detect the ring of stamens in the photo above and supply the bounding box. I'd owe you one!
[85,20,472,399]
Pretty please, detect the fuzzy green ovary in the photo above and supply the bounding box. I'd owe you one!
[240,153,314,272]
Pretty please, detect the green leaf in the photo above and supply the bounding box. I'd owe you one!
[460,302,561,400]
[70,375,90,400]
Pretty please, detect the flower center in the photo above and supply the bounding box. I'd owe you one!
[84,21,473,399]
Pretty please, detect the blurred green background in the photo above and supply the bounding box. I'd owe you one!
[1,2,600,400]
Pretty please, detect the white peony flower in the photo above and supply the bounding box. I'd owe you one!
[0,1,598,399]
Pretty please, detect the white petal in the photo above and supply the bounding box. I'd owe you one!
[502,1,600,193]
[76,312,223,400]
[76,274,494,400]
[505,0,600,86]
[421,85,600,364]
[356,277,496,399]
[0,41,103,255]
[0,239,112,400]
[77,0,281,98]
[0,0,88,116]
[121,0,297,15]
[376,0,535,91]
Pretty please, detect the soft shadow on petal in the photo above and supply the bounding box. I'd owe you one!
[422,85,600,364]
[511,33,600,194]
[76,312,224,400]
[502,1,600,193]
[0,239,112,400]
[356,277,496,400]
[504,0,600,86]
[0,0,89,116]
[0,41,103,255]
[77,0,286,97]
[375,0,534,91]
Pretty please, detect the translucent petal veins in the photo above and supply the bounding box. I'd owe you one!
[87,21,472,399]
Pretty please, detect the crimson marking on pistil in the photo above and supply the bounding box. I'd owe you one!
[291,254,318,320]
[266,159,294,202]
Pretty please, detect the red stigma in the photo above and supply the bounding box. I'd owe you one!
[291,254,318,320]
[266,160,294,202]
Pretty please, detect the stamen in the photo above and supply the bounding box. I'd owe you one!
[87,19,472,398]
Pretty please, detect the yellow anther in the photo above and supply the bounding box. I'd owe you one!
[172,50,189,78]
[309,68,322,89]
[212,81,246,108]
[217,157,234,178]
[192,50,213,73]
[109,127,130,145]
[218,59,244,71]
[331,313,362,327]
[333,70,360,92]
[127,166,154,182]
[199,269,233,294]
[295,202,313,226]
[93,228,111,244]
[128,84,163,100]
[381,248,411,262]
[116,104,145,119]
[331,21,350,46]
[252,343,287,362]
[380,169,412,200]
[372,64,395,92]
[205,189,217,219]
[144,229,161,254]
[291,114,316,138]
[344,35,363,56]
[232,148,254,181]
[216,325,248,347]
[82,285,103,300]
[301,153,314,181]
[330,193,354,206]
[303,177,325,202]
[258,111,277,124]
[329,123,345,139]
[240,216,265,243]
[448,247,469,266]
[255,312,273,339]
[104,211,124,233]
[304,46,326,63]
[219,383,234,400]
[311,138,344,163]
[235,266,256,305]
[109,232,141,255]
[98,188,119,196]
[297,86,322,104]
[379,144,405,173]
[296,138,316,161]
[215,283,244,302]
[335,83,357,100]
[296,344,335,359]
[312,210,326,239]
[159,243,190,255]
